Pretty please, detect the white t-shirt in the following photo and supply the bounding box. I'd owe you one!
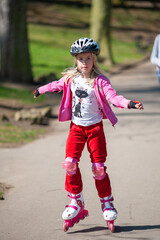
[71,76,103,126]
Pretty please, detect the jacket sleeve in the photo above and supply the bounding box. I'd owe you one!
[38,77,64,95]
[150,34,160,66]
[101,77,130,109]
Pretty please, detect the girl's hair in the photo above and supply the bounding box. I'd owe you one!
[62,53,108,86]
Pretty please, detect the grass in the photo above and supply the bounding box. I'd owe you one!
[1,3,158,145]
[0,191,4,197]
[28,24,144,79]
[112,38,143,63]
[0,191,4,200]
[0,122,45,144]
[27,2,160,79]
[28,24,87,78]
[0,85,46,104]
[0,86,47,146]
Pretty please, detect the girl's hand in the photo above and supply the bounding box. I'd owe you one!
[129,101,144,110]
[135,102,144,110]
[33,89,40,98]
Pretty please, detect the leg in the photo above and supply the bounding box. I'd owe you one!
[94,169,112,198]
[86,122,111,197]
[64,122,86,194]
[86,122,117,231]
[92,163,117,231]
[62,123,88,231]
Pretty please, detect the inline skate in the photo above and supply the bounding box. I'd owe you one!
[62,192,88,232]
[100,195,117,232]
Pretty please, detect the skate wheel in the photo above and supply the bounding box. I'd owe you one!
[84,209,89,217]
[108,221,115,233]
[75,219,80,224]
[63,222,69,232]
[80,215,85,220]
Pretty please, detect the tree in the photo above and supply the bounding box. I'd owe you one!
[0,0,33,83]
[90,0,115,65]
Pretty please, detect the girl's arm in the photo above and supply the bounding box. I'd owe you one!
[33,77,65,98]
[101,78,143,110]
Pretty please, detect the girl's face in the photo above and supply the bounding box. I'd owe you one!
[76,52,94,78]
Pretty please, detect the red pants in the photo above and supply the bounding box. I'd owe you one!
[65,121,112,198]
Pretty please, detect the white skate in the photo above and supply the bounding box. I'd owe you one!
[100,195,117,232]
[62,192,88,232]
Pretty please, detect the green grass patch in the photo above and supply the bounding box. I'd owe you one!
[28,24,88,78]
[29,25,140,78]
[0,123,45,144]
[0,191,4,198]
[112,38,143,63]
[28,24,144,78]
[0,85,46,104]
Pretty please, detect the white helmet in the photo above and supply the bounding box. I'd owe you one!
[70,37,100,56]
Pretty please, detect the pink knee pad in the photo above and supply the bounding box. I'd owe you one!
[92,163,106,180]
[62,157,78,175]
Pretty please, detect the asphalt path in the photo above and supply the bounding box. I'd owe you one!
[0,60,160,240]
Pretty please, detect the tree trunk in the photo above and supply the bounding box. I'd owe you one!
[90,0,115,65]
[0,0,33,83]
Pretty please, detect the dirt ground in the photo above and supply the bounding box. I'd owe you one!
[0,92,61,147]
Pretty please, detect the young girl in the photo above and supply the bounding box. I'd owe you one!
[34,38,143,232]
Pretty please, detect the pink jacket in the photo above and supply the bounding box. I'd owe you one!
[38,75,131,126]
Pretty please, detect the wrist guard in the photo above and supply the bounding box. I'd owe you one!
[129,100,140,109]
[33,89,40,97]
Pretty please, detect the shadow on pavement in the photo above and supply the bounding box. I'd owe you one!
[116,112,160,117]
[67,226,107,234]
[115,224,160,233]
[117,86,160,94]
[67,224,160,234]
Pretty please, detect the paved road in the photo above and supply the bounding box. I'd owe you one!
[0,61,160,240]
